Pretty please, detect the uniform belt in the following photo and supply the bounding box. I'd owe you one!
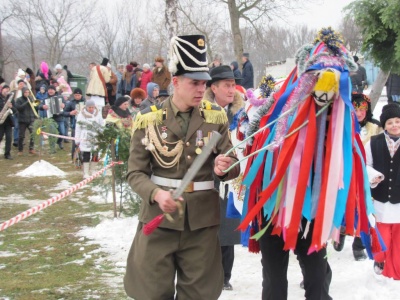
[151,175,214,193]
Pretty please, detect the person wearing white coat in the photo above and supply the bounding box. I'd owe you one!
[75,99,105,178]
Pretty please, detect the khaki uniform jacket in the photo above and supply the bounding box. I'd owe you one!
[127,97,240,231]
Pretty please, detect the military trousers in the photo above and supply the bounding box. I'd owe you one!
[124,222,223,300]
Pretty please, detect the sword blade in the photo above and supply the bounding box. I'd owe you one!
[172,131,222,199]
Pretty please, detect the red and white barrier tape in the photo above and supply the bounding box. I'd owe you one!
[0,161,124,232]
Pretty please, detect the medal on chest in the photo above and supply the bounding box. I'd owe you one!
[195,130,204,154]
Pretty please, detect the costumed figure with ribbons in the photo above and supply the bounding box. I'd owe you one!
[203,65,245,290]
[230,28,385,299]
[124,34,240,300]
[333,93,382,260]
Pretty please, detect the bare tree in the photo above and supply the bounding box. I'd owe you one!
[165,0,178,39]
[177,0,227,61]
[339,16,362,53]
[0,1,14,77]
[10,1,38,70]
[29,0,97,66]
[220,0,310,67]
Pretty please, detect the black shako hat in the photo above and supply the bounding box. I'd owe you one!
[207,65,236,87]
[168,34,211,81]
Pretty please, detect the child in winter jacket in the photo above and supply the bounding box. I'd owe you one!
[365,103,400,280]
[75,99,104,179]
[35,85,48,118]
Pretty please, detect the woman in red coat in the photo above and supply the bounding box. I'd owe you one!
[139,63,153,96]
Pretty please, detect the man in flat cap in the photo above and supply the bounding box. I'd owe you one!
[124,35,240,300]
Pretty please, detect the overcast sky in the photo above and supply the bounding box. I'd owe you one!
[281,0,354,30]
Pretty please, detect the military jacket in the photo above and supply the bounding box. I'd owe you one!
[127,96,240,231]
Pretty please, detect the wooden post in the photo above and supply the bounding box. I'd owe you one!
[111,139,117,218]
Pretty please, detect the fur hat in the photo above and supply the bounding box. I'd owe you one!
[380,103,400,128]
[130,88,146,100]
[115,96,129,107]
[168,34,211,80]
[155,56,164,63]
[25,68,34,75]
[55,64,62,70]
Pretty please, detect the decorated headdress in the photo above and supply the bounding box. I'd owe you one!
[168,34,211,80]
[234,27,383,257]
[352,93,373,126]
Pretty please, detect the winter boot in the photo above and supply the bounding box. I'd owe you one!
[90,162,98,176]
[83,163,90,179]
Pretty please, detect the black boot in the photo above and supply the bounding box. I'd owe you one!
[333,233,346,252]
[374,261,384,275]
[353,249,367,261]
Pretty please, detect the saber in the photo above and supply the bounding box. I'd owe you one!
[143,131,222,235]
[172,131,222,199]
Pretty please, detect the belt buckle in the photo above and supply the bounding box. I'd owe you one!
[185,182,194,193]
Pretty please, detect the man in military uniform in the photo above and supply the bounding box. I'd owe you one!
[124,35,240,300]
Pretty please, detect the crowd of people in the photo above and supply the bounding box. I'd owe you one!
[0,29,399,300]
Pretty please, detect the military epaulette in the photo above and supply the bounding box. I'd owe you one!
[199,100,228,124]
[134,104,164,130]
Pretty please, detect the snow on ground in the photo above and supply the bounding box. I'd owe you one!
[52,180,73,191]
[78,216,400,300]
[15,160,66,177]
[75,97,400,299]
